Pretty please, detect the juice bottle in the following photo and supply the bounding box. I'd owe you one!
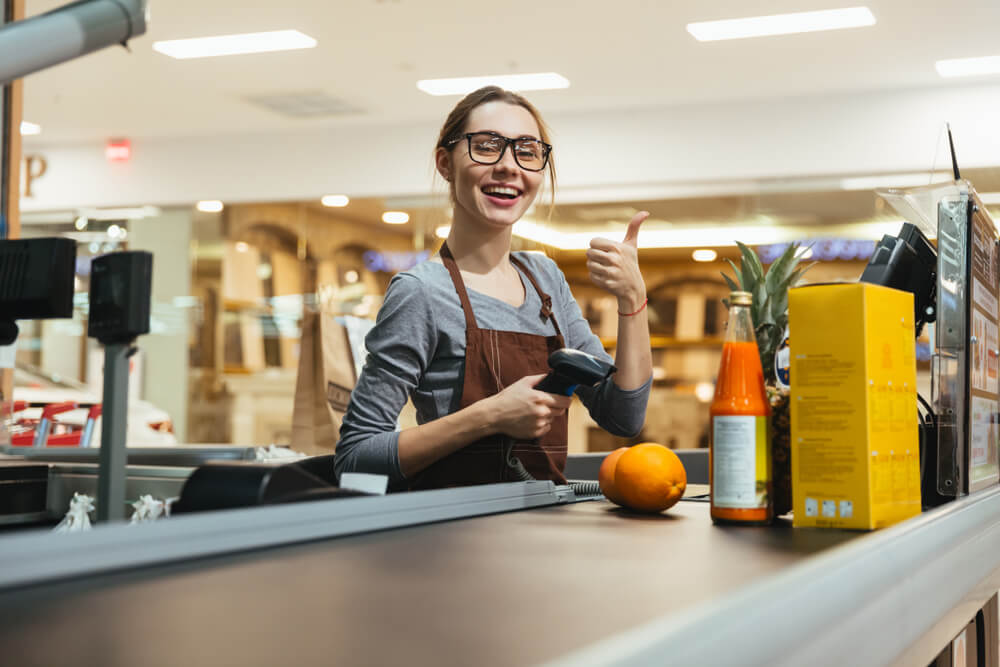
[710,291,773,525]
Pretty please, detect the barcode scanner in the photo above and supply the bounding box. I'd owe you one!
[534,348,616,396]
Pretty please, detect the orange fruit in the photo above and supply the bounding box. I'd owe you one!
[598,447,629,506]
[614,443,687,513]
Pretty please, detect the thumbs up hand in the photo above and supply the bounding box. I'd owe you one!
[587,211,649,312]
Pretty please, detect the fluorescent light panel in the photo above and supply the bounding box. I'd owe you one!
[840,172,952,191]
[417,72,569,96]
[153,30,316,60]
[20,121,41,135]
[936,55,1000,78]
[687,7,875,42]
[510,219,901,250]
[78,206,161,221]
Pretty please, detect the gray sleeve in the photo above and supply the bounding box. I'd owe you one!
[543,257,651,437]
[334,273,437,483]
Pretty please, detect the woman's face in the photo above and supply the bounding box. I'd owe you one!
[439,101,545,232]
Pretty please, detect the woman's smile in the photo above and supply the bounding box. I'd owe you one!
[481,183,523,208]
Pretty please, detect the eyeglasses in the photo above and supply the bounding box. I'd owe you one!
[445,131,552,172]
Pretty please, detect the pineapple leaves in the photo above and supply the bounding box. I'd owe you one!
[763,242,799,296]
[723,260,743,290]
[719,240,816,384]
[736,241,764,291]
[721,271,741,294]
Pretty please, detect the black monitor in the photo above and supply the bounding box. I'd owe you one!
[0,237,76,345]
[859,222,937,337]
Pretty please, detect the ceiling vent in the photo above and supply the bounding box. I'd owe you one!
[244,91,364,118]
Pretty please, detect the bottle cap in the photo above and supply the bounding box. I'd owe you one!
[730,291,752,305]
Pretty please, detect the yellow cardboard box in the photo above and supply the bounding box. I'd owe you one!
[789,283,921,530]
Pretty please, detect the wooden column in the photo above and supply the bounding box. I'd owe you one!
[1,0,25,405]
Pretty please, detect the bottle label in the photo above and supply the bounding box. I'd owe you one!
[712,415,770,509]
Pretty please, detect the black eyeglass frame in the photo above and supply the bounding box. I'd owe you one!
[444,131,553,172]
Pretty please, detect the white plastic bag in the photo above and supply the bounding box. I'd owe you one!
[53,493,94,532]
[129,494,165,524]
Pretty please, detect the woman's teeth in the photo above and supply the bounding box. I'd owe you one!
[482,186,519,199]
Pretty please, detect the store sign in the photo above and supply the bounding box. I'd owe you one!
[363,250,430,273]
[758,238,877,264]
[21,154,47,198]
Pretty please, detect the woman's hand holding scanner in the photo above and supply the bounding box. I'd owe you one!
[586,211,649,312]
[485,374,572,439]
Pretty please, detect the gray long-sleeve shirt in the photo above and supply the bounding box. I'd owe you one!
[333,251,651,483]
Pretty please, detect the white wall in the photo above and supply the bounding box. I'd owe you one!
[21,82,1000,211]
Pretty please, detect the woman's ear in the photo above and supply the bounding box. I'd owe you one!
[435,146,452,182]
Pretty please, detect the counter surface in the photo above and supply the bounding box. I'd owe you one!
[0,499,857,666]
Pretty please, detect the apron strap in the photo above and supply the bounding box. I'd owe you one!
[439,242,479,332]
[510,254,563,338]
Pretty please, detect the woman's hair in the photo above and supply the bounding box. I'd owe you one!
[435,85,557,215]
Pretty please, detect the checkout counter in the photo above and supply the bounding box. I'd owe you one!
[0,449,998,666]
[1,7,998,664]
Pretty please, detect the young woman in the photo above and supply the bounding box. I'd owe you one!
[334,86,652,490]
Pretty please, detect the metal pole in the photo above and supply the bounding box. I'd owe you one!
[97,343,131,521]
[0,0,148,85]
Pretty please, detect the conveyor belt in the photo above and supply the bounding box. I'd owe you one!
[0,498,856,666]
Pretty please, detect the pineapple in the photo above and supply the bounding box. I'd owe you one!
[722,242,813,516]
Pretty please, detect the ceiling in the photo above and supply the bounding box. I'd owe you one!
[21,0,1000,144]
[17,0,1000,236]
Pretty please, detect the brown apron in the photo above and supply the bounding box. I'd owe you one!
[408,242,569,490]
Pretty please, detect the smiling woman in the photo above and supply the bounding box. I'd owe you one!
[334,86,654,490]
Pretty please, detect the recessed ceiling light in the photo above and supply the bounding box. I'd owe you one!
[417,72,570,96]
[197,200,224,213]
[694,382,716,403]
[382,211,409,224]
[153,30,317,60]
[936,55,1000,78]
[692,249,718,262]
[20,121,41,135]
[687,7,875,42]
[321,194,350,207]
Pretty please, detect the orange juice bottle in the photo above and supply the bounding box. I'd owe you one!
[710,291,773,525]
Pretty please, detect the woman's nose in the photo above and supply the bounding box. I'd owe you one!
[493,145,519,174]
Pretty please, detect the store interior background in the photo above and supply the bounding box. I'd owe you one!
[14,0,1000,452]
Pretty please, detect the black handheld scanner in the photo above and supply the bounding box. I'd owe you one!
[534,348,616,396]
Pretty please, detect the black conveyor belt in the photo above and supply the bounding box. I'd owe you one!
[0,500,856,666]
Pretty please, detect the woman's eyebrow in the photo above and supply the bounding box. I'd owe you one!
[470,129,541,140]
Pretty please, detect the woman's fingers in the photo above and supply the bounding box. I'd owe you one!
[586,247,616,265]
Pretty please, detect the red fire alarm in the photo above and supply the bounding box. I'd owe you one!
[105,138,131,162]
